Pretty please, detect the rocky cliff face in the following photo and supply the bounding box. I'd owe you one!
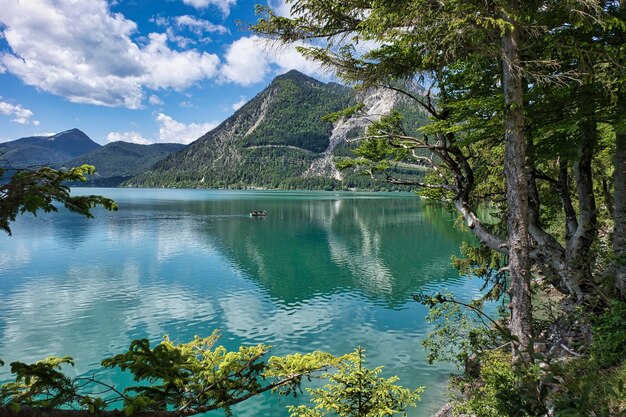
[303,87,403,180]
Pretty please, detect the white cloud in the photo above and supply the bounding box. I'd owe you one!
[220,35,328,86]
[152,15,227,47]
[33,120,40,126]
[268,0,294,17]
[141,32,220,91]
[182,0,237,15]
[0,0,220,109]
[270,42,328,77]
[0,100,35,124]
[175,15,228,35]
[220,36,271,86]
[105,131,151,145]
[232,96,246,111]
[156,112,218,144]
[149,94,164,106]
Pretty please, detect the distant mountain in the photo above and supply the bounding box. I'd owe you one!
[0,128,101,168]
[62,141,185,186]
[130,70,358,189]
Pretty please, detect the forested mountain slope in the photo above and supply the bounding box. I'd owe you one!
[130,70,428,190]
[62,141,185,186]
[0,129,100,168]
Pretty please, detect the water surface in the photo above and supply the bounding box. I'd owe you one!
[0,188,482,416]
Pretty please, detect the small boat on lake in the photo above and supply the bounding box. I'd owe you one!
[250,210,268,217]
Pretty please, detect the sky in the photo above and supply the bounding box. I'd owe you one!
[0,0,330,145]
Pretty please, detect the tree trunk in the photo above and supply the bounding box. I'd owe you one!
[502,1,533,360]
[566,117,597,300]
[614,0,626,299]
[615,131,626,299]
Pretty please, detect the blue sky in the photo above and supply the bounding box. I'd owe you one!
[0,0,329,144]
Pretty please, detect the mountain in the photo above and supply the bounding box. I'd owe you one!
[62,141,185,186]
[129,70,356,189]
[130,70,429,191]
[0,128,101,168]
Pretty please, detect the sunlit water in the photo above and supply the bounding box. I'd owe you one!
[0,188,484,416]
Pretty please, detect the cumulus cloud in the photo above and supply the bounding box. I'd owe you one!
[220,36,271,86]
[0,0,220,109]
[0,100,35,124]
[182,0,237,15]
[175,15,228,35]
[156,112,218,144]
[141,32,220,91]
[220,35,328,86]
[105,131,151,145]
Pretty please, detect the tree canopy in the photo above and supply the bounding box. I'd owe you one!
[253,0,626,414]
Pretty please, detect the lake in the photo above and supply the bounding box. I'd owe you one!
[0,188,483,416]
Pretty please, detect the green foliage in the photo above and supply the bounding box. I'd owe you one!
[453,351,545,417]
[0,356,77,409]
[100,330,337,415]
[288,347,422,417]
[0,164,118,235]
[549,360,626,417]
[0,332,423,417]
[590,300,626,368]
[451,242,508,301]
[419,296,503,368]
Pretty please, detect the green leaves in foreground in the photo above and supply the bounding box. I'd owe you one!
[289,347,423,417]
[101,330,338,416]
[0,332,422,417]
[0,164,118,235]
[0,356,78,410]
[0,334,421,416]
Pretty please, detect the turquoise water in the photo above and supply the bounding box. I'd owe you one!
[0,188,483,416]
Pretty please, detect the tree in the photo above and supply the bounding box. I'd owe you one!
[288,348,422,417]
[0,164,117,236]
[251,0,603,358]
[611,0,626,299]
[0,333,419,417]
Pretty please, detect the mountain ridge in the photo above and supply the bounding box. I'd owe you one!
[0,128,101,168]
[62,141,185,186]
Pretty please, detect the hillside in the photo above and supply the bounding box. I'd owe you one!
[130,70,355,189]
[130,70,428,190]
[62,141,185,186]
[0,129,101,168]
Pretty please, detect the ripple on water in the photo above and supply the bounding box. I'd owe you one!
[1,189,484,416]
